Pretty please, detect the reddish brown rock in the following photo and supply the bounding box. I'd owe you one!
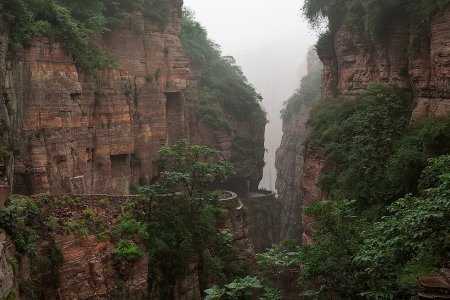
[321,8,450,120]
[276,7,450,248]
[0,0,264,196]
[300,146,326,244]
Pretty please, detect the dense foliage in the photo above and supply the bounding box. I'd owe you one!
[295,155,450,299]
[262,84,450,298]
[310,86,416,204]
[0,0,171,69]
[180,9,267,132]
[308,85,449,207]
[303,0,450,54]
[115,141,251,298]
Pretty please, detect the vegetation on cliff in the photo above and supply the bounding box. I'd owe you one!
[115,141,253,298]
[280,66,322,121]
[0,0,171,69]
[180,9,267,133]
[303,0,450,55]
[297,155,450,299]
[0,141,254,298]
[180,9,267,177]
[267,84,450,298]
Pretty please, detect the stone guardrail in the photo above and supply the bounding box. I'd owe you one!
[218,190,239,208]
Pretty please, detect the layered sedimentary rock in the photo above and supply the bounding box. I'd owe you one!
[321,8,450,118]
[276,7,450,243]
[0,0,264,196]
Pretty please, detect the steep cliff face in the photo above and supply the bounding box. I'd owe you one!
[0,0,265,196]
[0,232,14,300]
[321,8,450,118]
[275,50,322,241]
[276,7,450,243]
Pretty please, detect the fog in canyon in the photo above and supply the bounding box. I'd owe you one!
[184,0,317,191]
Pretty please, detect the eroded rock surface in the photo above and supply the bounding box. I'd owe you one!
[277,7,450,244]
[0,0,264,196]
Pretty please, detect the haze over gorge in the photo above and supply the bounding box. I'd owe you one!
[0,0,449,299]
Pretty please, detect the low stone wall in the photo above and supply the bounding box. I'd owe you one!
[219,190,239,209]
[241,190,281,253]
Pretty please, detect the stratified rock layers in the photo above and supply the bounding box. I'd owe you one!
[276,8,450,243]
[0,0,264,196]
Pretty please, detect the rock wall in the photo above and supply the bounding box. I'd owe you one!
[0,0,265,196]
[277,7,450,243]
[275,50,321,241]
[321,8,450,119]
[241,191,280,253]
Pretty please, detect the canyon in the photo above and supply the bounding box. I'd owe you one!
[0,0,449,299]
[0,0,277,299]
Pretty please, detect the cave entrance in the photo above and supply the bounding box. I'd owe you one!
[165,92,184,146]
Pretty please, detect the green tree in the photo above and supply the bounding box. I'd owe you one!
[124,141,238,299]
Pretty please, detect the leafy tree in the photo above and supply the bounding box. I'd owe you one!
[122,141,239,299]
[355,155,450,297]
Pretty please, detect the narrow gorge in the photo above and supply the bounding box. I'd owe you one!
[0,0,449,299]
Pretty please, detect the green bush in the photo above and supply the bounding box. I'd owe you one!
[113,218,145,239]
[355,155,450,297]
[307,85,418,205]
[112,239,142,264]
[0,196,38,255]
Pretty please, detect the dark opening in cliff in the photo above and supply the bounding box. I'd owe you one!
[13,173,32,195]
[165,92,184,146]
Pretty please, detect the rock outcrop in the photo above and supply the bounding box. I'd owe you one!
[241,191,280,253]
[0,0,264,196]
[418,266,450,300]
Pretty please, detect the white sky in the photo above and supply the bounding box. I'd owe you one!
[183,0,317,190]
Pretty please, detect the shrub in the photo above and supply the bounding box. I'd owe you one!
[112,239,142,264]
[307,85,416,205]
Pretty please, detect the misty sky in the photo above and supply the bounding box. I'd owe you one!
[183,0,317,191]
